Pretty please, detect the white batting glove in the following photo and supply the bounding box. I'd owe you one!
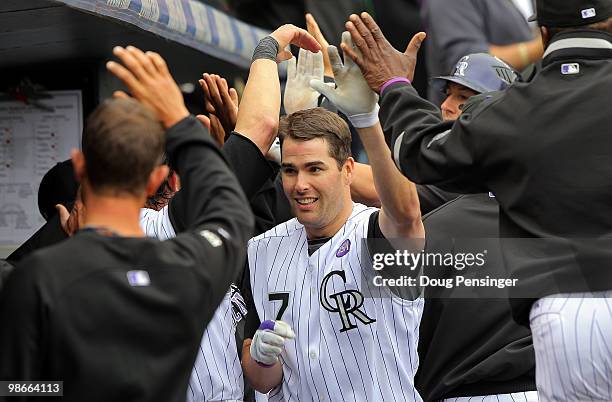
[309,32,379,128]
[250,320,295,366]
[283,49,324,115]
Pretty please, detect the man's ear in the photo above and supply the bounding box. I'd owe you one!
[167,171,181,192]
[71,149,86,183]
[344,157,355,186]
[540,26,550,48]
[146,165,170,197]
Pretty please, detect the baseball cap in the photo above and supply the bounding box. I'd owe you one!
[38,159,78,221]
[528,0,612,27]
[432,53,518,95]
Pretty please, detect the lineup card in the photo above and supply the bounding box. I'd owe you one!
[0,91,82,246]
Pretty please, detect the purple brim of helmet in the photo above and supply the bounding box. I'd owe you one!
[431,75,487,96]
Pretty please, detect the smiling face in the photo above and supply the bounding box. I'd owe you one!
[440,82,479,121]
[281,136,354,239]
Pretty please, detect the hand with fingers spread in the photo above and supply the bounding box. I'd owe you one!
[343,12,426,93]
[305,13,333,77]
[106,46,189,128]
[283,49,324,115]
[199,74,239,144]
[250,320,295,366]
[310,32,379,128]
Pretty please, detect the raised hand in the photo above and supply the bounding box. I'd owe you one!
[343,12,426,93]
[309,32,379,128]
[106,46,189,128]
[269,24,321,61]
[283,49,324,114]
[199,73,239,143]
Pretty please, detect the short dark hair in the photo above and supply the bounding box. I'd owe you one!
[547,16,612,38]
[82,98,164,196]
[278,107,352,169]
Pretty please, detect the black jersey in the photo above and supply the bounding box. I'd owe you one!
[380,30,612,324]
[0,116,254,402]
[416,194,535,401]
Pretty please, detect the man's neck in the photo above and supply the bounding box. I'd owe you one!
[305,201,354,240]
[83,193,146,237]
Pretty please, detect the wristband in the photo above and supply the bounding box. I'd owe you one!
[252,36,280,63]
[348,104,380,129]
[255,360,275,368]
[380,77,411,95]
[259,320,276,331]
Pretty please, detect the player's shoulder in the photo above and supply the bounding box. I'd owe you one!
[13,232,100,284]
[349,202,378,218]
[346,203,379,228]
[249,217,304,245]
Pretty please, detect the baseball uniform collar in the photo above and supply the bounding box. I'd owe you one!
[543,30,612,58]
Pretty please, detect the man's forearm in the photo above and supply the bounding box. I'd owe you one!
[241,339,283,393]
[166,116,254,241]
[357,123,421,235]
[234,59,280,155]
[351,163,381,207]
[379,83,486,194]
[489,37,543,71]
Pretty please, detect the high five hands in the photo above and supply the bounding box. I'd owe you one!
[343,12,426,93]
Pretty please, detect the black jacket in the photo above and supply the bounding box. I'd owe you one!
[379,30,612,324]
[416,194,535,400]
[169,132,291,237]
[0,117,254,401]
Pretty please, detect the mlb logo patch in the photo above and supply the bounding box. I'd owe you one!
[127,270,151,287]
[581,8,596,19]
[561,63,580,75]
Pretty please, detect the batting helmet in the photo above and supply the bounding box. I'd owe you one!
[432,53,518,95]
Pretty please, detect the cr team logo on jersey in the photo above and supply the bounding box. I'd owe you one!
[320,270,376,332]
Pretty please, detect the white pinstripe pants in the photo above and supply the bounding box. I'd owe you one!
[530,292,612,402]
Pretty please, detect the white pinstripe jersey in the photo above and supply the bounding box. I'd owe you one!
[140,207,246,402]
[248,203,424,402]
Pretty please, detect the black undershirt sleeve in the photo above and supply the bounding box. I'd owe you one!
[163,116,254,320]
[168,133,280,235]
[366,211,422,301]
[240,261,261,340]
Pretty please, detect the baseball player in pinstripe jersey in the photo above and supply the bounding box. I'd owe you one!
[140,205,247,402]
[241,27,425,401]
